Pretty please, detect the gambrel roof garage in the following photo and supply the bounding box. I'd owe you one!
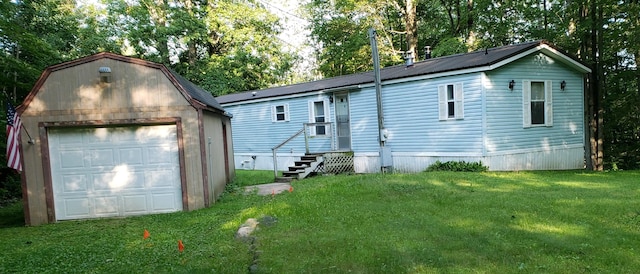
[18,53,234,225]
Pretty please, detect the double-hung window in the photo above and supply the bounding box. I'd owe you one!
[271,104,289,122]
[523,80,553,127]
[308,99,330,136]
[438,83,464,120]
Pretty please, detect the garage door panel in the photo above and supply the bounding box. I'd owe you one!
[62,174,88,193]
[64,198,90,217]
[50,125,182,221]
[89,149,116,167]
[145,169,177,188]
[94,197,119,215]
[93,169,147,191]
[151,193,180,211]
[60,150,85,168]
[123,195,148,213]
[120,148,144,165]
[58,131,84,145]
[147,146,177,164]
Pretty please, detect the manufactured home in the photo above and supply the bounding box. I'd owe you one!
[216,41,591,175]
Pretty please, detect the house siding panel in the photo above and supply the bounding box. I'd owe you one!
[348,87,382,154]
[483,53,585,169]
[382,73,484,155]
[225,94,334,170]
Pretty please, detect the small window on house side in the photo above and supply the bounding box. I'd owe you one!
[447,85,455,118]
[438,83,464,120]
[271,104,289,122]
[314,101,326,135]
[523,80,553,128]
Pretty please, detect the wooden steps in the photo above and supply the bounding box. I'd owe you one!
[280,154,323,180]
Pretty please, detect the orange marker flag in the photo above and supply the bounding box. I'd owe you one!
[143,229,150,239]
[271,189,275,197]
[178,240,184,252]
[289,186,293,193]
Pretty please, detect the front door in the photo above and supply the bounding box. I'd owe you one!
[334,94,351,150]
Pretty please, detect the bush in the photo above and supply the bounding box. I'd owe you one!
[0,169,22,207]
[425,160,488,172]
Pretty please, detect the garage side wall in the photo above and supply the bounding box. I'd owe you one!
[20,58,206,225]
[202,111,234,205]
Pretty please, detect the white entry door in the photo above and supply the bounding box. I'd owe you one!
[49,125,182,221]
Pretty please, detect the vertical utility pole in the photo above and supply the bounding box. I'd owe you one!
[369,28,384,146]
[369,28,391,172]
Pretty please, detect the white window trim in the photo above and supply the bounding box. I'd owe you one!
[522,80,553,128]
[438,83,464,120]
[271,103,290,122]
[308,99,330,136]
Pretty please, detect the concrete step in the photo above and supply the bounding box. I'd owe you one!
[274,176,294,183]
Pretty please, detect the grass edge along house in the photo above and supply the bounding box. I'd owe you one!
[217,40,591,178]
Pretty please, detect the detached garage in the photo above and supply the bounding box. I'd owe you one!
[18,52,235,225]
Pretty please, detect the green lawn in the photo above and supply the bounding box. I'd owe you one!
[1,170,639,273]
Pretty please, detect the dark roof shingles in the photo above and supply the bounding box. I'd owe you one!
[216,40,545,104]
[168,69,226,112]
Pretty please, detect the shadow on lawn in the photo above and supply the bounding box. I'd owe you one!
[250,170,640,272]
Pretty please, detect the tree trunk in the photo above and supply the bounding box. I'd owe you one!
[466,0,475,47]
[148,0,170,64]
[585,0,604,171]
[184,0,197,67]
[405,0,418,60]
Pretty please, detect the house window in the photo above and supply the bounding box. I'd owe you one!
[523,80,553,128]
[438,83,464,120]
[308,99,329,136]
[271,104,289,122]
[314,101,326,135]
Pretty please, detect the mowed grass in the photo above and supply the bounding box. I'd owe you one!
[1,170,639,273]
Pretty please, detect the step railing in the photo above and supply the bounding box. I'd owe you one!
[271,122,334,179]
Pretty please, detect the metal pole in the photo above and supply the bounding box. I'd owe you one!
[369,28,385,145]
[369,28,388,173]
[272,148,278,179]
[304,124,309,154]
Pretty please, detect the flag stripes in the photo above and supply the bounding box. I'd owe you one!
[6,103,22,171]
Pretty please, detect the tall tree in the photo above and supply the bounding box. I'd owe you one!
[0,0,80,103]
[105,0,296,95]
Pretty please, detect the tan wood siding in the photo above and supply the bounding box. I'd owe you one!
[202,112,233,204]
[19,58,224,225]
[23,59,189,114]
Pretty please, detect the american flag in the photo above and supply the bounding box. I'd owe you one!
[6,103,22,171]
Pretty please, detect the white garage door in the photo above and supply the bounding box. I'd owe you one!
[49,125,183,221]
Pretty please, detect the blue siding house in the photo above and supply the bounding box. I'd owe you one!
[216,41,591,173]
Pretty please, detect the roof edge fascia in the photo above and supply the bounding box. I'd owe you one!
[219,84,361,106]
[362,44,591,87]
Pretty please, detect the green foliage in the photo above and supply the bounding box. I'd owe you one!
[106,0,297,96]
[303,0,403,77]
[2,171,640,272]
[425,160,488,172]
[0,170,21,207]
[0,200,23,227]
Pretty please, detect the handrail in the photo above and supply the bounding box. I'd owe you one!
[271,122,334,179]
[272,127,305,179]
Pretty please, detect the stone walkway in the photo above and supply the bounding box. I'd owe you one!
[243,183,291,196]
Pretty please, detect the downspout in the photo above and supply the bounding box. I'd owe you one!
[369,28,391,172]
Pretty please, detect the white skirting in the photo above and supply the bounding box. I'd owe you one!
[234,145,585,173]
